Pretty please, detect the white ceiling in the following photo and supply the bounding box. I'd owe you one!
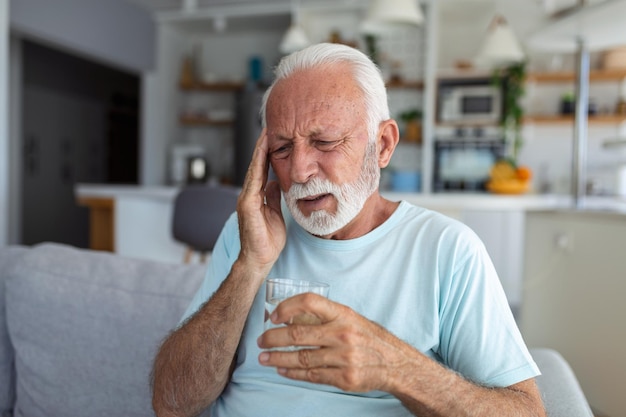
[124,0,613,39]
[126,0,262,11]
[124,0,591,15]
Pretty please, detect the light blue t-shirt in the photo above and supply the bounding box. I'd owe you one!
[181,201,540,417]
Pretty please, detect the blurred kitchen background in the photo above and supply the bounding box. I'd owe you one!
[2,2,626,416]
[2,0,626,249]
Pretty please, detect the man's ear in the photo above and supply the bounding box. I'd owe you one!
[377,119,400,168]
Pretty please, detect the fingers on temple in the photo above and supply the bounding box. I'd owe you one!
[243,130,269,194]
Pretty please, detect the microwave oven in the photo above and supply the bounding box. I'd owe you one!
[438,84,502,125]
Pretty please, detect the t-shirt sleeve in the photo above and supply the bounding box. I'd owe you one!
[179,212,241,324]
[436,224,540,387]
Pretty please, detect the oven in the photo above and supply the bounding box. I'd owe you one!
[433,126,505,192]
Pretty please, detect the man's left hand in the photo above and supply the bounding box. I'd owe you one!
[257,293,415,393]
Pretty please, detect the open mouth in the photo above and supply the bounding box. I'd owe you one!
[297,193,333,213]
[299,193,330,202]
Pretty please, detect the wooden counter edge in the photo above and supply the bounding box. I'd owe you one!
[76,197,115,252]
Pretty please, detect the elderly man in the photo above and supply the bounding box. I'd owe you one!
[151,43,545,417]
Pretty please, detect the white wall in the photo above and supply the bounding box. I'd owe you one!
[0,0,8,246]
[141,24,188,185]
[520,79,626,195]
[7,35,20,244]
[9,0,155,74]
[519,118,626,195]
[521,210,626,417]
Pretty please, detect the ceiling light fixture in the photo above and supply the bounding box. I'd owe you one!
[475,14,525,67]
[360,0,424,34]
[279,0,310,54]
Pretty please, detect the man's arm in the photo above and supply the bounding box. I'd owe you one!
[151,260,267,417]
[258,295,546,417]
[397,376,544,417]
[152,131,286,417]
[389,342,545,417]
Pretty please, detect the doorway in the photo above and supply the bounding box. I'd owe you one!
[21,40,140,247]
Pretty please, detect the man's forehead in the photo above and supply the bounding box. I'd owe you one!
[266,122,347,142]
[269,64,359,100]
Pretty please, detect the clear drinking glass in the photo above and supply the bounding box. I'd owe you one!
[264,278,330,350]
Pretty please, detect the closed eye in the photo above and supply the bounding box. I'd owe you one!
[314,140,341,151]
[270,144,291,159]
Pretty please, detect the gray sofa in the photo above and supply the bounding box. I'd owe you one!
[1,243,593,417]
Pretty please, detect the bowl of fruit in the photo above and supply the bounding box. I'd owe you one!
[486,159,532,194]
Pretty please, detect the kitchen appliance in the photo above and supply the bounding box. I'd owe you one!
[186,155,209,185]
[433,126,505,192]
[437,79,503,125]
[169,143,207,186]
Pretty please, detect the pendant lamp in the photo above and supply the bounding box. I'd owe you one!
[279,0,310,54]
[475,14,525,66]
[360,0,424,34]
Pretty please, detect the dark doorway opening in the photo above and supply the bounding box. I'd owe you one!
[21,39,140,247]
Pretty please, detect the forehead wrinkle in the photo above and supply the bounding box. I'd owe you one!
[267,65,366,141]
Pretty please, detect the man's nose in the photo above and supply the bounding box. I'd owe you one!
[289,144,318,184]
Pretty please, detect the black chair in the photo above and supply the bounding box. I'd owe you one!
[172,185,240,263]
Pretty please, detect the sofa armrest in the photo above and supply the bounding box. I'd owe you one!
[530,348,593,417]
[1,245,29,415]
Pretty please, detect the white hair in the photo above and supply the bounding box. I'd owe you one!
[260,43,390,142]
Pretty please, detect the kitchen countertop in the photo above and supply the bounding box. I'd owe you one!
[76,184,180,201]
[75,183,626,213]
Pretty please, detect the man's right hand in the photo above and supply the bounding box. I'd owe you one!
[152,130,288,417]
[236,129,286,282]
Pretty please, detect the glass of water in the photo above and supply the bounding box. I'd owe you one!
[264,278,330,350]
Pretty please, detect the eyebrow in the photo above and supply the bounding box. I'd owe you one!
[270,127,327,143]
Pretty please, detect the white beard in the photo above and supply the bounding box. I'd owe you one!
[283,142,380,236]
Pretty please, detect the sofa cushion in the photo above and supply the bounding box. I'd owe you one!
[0,246,30,417]
[5,243,206,417]
[531,348,594,417]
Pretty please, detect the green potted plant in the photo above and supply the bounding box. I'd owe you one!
[560,91,575,115]
[492,61,527,164]
[364,34,380,66]
[398,108,423,144]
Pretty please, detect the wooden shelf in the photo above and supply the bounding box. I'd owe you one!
[386,80,424,89]
[527,69,626,83]
[524,114,626,124]
[179,115,234,126]
[179,81,244,91]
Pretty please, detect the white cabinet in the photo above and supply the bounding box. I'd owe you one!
[521,210,626,417]
[115,194,187,264]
